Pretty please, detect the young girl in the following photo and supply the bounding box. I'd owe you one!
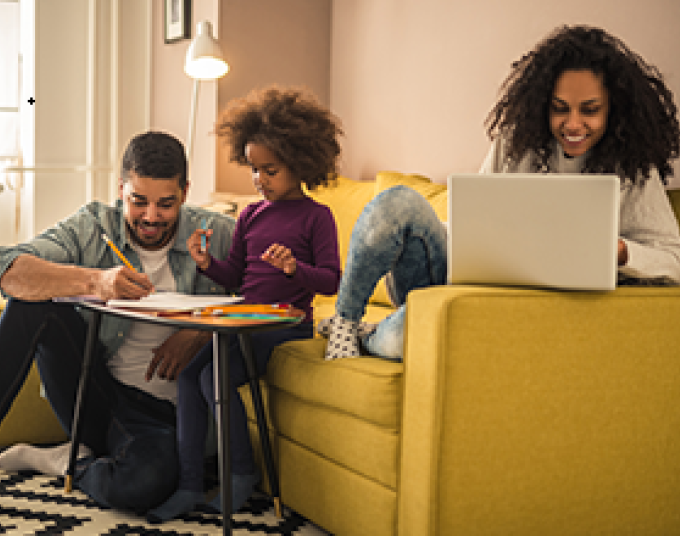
[147,86,342,522]
[322,24,680,361]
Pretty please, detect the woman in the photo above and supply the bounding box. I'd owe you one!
[322,25,680,361]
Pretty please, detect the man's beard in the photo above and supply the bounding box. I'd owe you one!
[126,220,177,249]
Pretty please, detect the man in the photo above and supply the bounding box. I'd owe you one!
[0,131,235,513]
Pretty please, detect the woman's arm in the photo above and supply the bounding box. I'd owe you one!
[618,174,680,283]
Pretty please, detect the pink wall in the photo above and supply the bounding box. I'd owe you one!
[216,0,332,195]
[331,0,680,185]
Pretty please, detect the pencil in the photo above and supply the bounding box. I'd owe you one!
[200,217,207,253]
[102,233,136,272]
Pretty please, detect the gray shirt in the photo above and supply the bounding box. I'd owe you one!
[0,200,236,358]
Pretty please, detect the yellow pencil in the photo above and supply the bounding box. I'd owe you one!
[102,233,136,272]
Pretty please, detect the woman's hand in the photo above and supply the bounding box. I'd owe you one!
[261,243,296,276]
[617,238,628,266]
[187,228,212,271]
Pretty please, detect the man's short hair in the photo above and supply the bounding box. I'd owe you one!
[120,131,188,189]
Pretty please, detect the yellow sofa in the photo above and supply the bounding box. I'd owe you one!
[244,174,680,536]
[4,174,680,536]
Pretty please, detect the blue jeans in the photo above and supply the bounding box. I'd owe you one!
[176,322,313,491]
[336,186,448,360]
[0,299,178,514]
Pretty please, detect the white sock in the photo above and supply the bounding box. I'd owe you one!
[324,314,361,360]
[0,442,93,476]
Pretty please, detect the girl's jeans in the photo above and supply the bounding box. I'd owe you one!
[0,298,178,514]
[175,322,313,492]
[336,186,448,360]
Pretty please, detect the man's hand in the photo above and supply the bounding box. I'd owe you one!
[93,266,154,301]
[0,254,152,302]
[145,330,211,382]
[261,243,296,276]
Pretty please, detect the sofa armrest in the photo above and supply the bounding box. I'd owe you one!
[399,285,680,536]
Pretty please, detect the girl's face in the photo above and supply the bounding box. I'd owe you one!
[549,69,609,158]
[245,143,304,202]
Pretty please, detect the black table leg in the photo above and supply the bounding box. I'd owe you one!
[64,309,102,493]
[237,333,283,518]
[214,332,232,535]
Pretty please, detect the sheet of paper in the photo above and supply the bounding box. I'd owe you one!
[106,292,243,311]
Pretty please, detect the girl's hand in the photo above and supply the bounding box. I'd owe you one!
[187,228,212,271]
[261,243,296,276]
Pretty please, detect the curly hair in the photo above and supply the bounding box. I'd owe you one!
[485,25,680,184]
[216,86,343,190]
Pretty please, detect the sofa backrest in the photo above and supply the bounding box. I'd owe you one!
[667,189,680,229]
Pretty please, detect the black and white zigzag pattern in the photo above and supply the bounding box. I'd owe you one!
[0,470,330,535]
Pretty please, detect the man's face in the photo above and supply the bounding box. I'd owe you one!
[119,172,187,250]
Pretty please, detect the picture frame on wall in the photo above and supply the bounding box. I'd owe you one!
[164,0,191,43]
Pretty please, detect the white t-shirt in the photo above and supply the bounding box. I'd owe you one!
[107,238,179,404]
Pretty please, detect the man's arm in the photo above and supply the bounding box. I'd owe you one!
[145,329,212,381]
[0,254,153,302]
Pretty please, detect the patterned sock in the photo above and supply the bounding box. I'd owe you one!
[324,315,361,360]
[146,489,205,524]
[0,442,92,476]
[317,316,377,339]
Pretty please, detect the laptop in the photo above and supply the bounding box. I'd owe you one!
[446,173,620,291]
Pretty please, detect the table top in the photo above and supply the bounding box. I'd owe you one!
[75,299,306,333]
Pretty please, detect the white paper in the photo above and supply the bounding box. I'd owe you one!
[106,292,243,311]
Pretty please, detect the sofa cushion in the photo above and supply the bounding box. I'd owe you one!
[307,176,395,307]
[305,176,376,267]
[266,338,403,488]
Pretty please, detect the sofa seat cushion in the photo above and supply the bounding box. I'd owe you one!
[266,338,403,488]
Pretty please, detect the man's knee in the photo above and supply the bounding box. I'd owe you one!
[82,430,179,513]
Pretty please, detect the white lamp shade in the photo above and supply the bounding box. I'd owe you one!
[184,21,229,80]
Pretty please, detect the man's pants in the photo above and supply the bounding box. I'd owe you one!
[0,298,178,513]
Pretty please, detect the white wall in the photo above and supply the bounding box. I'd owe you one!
[13,0,151,242]
[331,0,680,185]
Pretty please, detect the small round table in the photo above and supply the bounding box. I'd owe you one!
[65,300,305,536]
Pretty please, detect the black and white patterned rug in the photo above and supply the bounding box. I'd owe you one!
[0,470,331,535]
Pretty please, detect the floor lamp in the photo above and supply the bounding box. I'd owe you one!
[184,20,229,169]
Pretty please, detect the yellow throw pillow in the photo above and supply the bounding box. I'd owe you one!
[375,171,447,221]
[305,176,376,271]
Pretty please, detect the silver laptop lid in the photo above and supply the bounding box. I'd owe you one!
[447,173,620,291]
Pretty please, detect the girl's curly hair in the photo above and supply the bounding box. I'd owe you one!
[216,86,343,190]
[485,25,680,184]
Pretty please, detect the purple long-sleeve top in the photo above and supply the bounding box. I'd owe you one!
[201,197,341,322]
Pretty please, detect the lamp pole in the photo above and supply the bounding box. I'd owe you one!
[184,20,229,171]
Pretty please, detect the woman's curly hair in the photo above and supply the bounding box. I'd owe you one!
[485,25,680,184]
[216,86,343,190]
